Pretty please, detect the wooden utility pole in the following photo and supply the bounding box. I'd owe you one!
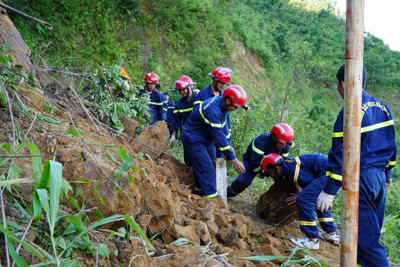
[341,0,364,266]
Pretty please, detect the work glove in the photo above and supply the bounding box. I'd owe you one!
[316,191,335,212]
[169,135,176,147]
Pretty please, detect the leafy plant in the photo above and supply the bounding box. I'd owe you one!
[85,64,150,130]
[281,247,328,266]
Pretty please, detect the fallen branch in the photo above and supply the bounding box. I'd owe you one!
[69,86,100,132]
[0,2,53,29]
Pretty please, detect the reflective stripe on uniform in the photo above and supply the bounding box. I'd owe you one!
[253,166,261,172]
[203,192,218,199]
[251,139,264,155]
[293,157,301,186]
[333,119,394,138]
[326,171,342,181]
[150,102,164,105]
[199,102,226,128]
[299,220,317,226]
[318,217,334,222]
[174,107,193,113]
[219,145,231,151]
[386,161,396,167]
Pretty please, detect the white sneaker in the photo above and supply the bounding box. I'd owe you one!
[289,236,319,250]
[319,232,339,246]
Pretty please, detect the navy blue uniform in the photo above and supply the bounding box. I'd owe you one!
[324,91,397,267]
[181,96,235,198]
[194,85,228,159]
[282,154,336,238]
[228,133,290,196]
[159,92,168,121]
[193,84,218,107]
[166,99,175,134]
[170,91,198,138]
[139,89,164,124]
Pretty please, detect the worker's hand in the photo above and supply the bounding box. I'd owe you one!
[169,135,176,147]
[386,178,392,188]
[316,191,335,212]
[286,193,298,206]
[232,158,245,174]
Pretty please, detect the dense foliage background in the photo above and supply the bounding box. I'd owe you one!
[5,0,400,263]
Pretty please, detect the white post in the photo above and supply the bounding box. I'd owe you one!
[215,158,227,200]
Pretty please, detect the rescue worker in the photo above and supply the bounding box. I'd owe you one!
[194,67,233,107]
[138,73,164,124]
[169,75,198,147]
[227,123,294,197]
[260,153,339,250]
[316,65,397,266]
[181,85,247,198]
[194,67,234,160]
[155,83,168,121]
[164,93,175,137]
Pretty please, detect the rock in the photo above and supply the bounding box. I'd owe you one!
[268,228,287,239]
[253,245,283,257]
[213,210,231,227]
[209,195,229,210]
[174,224,200,245]
[196,208,215,221]
[262,235,282,247]
[206,220,219,236]
[216,227,238,246]
[235,239,248,250]
[121,117,140,137]
[132,121,169,160]
[197,222,212,245]
[236,223,249,239]
[233,214,248,225]
[256,179,299,225]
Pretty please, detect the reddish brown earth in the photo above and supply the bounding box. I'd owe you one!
[0,80,340,266]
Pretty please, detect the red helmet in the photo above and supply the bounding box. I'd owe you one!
[260,153,283,174]
[208,67,233,84]
[193,89,200,94]
[175,75,196,90]
[222,85,247,107]
[270,123,294,145]
[145,73,159,84]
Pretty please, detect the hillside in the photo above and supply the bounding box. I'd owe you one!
[0,18,342,266]
[1,0,400,266]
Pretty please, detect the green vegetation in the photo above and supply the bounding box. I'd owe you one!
[3,0,400,264]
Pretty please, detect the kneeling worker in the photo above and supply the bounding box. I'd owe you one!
[260,153,339,250]
[227,123,294,197]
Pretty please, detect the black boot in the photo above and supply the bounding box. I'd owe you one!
[227,186,239,198]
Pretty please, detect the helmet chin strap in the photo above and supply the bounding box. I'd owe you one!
[184,88,191,99]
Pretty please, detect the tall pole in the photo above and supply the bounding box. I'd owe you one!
[341,0,364,266]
